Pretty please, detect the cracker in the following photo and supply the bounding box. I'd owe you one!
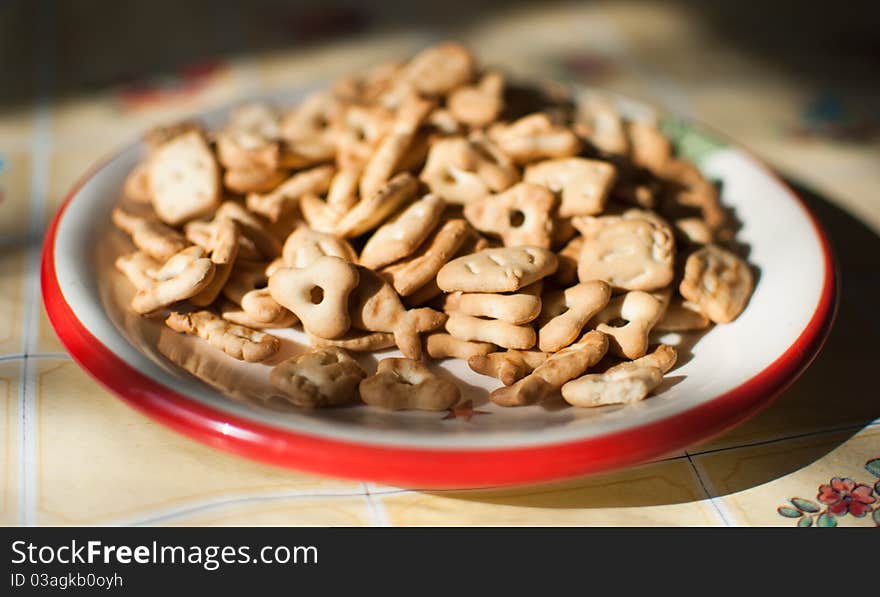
[679,245,753,323]
[360,193,445,270]
[524,157,617,217]
[148,130,220,225]
[379,218,471,296]
[437,246,558,293]
[574,210,675,291]
[270,348,366,408]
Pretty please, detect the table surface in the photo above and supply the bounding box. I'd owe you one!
[1,1,878,526]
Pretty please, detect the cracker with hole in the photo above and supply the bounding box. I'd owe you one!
[268,255,360,339]
[464,182,556,248]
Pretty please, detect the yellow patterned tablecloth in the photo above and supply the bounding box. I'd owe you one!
[1,1,878,526]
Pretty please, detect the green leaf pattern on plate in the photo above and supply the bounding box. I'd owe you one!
[816,512,837,528]
[790,498,820,513]
[777,506,802,518]
[660,117,728,167]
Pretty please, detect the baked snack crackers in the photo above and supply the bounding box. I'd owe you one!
[112,43,754,411]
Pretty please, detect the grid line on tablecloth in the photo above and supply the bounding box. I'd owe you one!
[362,482,392,527]
[122,489,374,527]
[18,0,56,527]
[685,421,878,459]
[0,353,70,363]
[685,455,733,526]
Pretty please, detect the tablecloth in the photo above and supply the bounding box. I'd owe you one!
[1,0,878,526]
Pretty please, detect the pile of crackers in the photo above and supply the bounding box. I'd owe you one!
[113,42,754,412]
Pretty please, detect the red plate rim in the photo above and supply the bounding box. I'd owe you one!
[40,142,838,489]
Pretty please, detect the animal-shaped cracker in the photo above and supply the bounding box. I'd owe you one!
[300,154,371,231]
[187,216,240,307]
[467,349,549,386]
[402,42,476,96]
[575,95,629,155]
[359,358,460,411]
[123,162,152,204]
[245,165,335,222]
[223,167,288,194]
[129,246,216,314]
[445,312,536,350]
[325,161,365,212]
[349,266,447,359]
[679,244,753,323]
[627,121,672,173]
[672,216,713,246]
[454,285,542,325]
[333,104,392,165]
[336,172,418,238]
[268,255,360,339]
[537,280,612,352]
[561,366,663,408]
[278,90,341,166]
[282,226,357,269]
[148,130,220,225]
[360,194,445,270]
[606,344,678,376]
[573,210,675,291]
[165,310,279,362]
[221,258,296,327]
[215,200,282,258]
[221,303,297,329]
[379,218,471,297]
[437,246,558,293]
[447,71,504,127]
[524,157,617,217]
[216,103,282,171]
[270,348,366,408]
[659,159,726,234]
[488,113,581,164]
[115,251,160,291]
[463,182,556,248]
[551,236,583,286]
[298,193,347,235]
[425,333,495,360]
[420,136,518,205]
[111,208,188,262]
[359,95,433,200]
[592,290,664,359]
[490,330,608,406]
[309,331,396,352]
[655,296,711,332]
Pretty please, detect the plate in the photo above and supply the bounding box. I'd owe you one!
[41,90,837,488]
